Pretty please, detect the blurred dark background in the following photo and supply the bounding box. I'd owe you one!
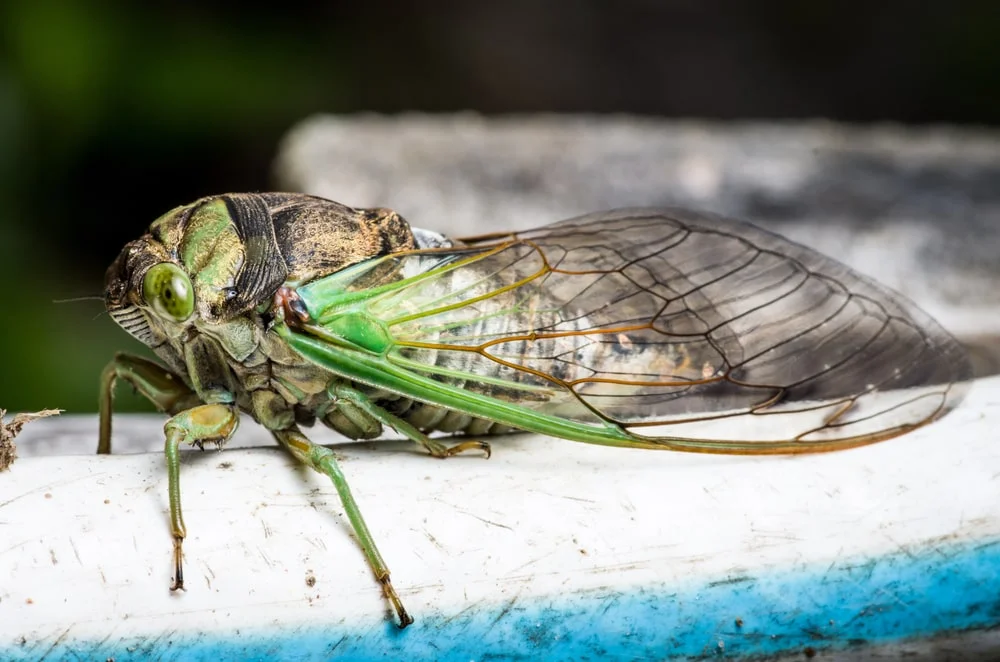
[1,0,998,413]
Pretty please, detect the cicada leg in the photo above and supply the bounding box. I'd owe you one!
[272,426,415,628]
[329,383,491,459]
[99,352,238,592]
[98,352,201,454]
[162,404,240,591]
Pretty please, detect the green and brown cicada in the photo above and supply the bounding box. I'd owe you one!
[100,193,971,627]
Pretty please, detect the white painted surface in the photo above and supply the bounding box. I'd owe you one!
[2,375,997,644]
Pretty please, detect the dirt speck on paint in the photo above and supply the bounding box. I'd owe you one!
[0,409,61,471]
[306,571,317,587]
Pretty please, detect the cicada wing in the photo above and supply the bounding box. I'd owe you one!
[297,208,971,452]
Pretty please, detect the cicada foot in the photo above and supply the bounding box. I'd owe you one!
[434,439,492,459]
[170,535,186,591]
[273,426,414,629]
[380,576,414,629]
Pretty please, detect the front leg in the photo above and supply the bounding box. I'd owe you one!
[99,352,239,592]
[98,352,201,454]
[100,351,239,591]
[163,404,240,590]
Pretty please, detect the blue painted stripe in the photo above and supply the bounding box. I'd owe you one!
[8,537,1000,661]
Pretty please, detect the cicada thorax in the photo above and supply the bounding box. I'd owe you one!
[161,193,417,323]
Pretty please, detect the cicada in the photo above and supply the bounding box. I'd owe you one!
[100,193,971,627]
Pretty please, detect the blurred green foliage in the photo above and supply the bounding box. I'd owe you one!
[0,0,346,413]
[1,0,998,415]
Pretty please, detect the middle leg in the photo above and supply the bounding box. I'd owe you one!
[329,383,491,458]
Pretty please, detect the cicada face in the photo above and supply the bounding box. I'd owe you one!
[104,204,196,350]
[105,196,261,361]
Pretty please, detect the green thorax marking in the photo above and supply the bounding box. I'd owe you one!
[180,198,239,277]
[294,260,405,354]
[318,312,393,354]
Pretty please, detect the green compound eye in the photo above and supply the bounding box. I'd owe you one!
[143,262,194,322]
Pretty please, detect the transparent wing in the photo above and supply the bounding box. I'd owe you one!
[303,208,971,449]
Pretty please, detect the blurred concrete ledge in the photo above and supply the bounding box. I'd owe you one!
[276,113,1000,375]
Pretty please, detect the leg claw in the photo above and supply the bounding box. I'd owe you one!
[443,440,492,459]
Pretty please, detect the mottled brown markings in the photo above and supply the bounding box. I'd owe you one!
[265,194,416,284]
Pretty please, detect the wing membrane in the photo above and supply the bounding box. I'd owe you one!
[298,208,971,450]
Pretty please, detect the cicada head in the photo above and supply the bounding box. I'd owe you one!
[104,202,199,349]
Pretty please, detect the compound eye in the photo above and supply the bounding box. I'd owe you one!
[142,262,194,322]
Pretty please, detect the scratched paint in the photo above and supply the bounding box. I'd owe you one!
[6,537,1000,661]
